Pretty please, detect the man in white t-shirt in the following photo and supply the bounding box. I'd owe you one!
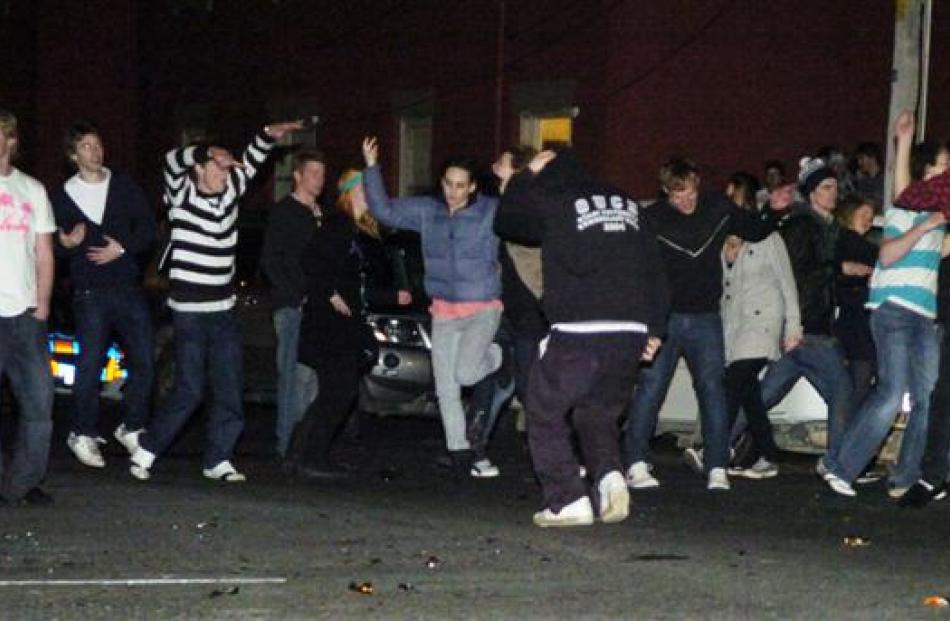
[0,110,56,506]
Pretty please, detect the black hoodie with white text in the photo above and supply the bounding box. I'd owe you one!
[494,151,670,336]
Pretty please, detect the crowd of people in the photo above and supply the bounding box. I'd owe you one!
[1,107,949,527]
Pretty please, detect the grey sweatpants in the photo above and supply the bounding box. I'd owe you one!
[431,308,502,451]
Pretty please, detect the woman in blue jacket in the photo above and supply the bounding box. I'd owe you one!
[362,137,502,478]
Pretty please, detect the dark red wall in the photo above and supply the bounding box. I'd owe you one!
[11,0,950,204]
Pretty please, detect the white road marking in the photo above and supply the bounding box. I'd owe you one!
[0,577,286,586]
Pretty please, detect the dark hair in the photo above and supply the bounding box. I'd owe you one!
[659,157,699,190]
[910,140,949,181]
[836,194,875,228]
[64,120,101,160]
[726,172,760,211]
[764,159,785,176]
[292,148,326,173]
[438,156,479,185]
[854,142,881,164]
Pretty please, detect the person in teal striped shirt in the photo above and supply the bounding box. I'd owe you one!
[819,110,950,498]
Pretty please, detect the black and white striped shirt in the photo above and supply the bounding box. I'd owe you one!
[163,131,274,312]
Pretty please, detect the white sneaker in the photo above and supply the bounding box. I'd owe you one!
[707,467,730,491]
[816,466,855,498]
[67,432,106,468]
[728,457,779,480]
[684,447,704,474]
[114,424,144,455]
[625,461,660,489]
[130,446,156,481]
[470,458,500,478]
[203,460,247,482]
[597,471,630,524]
[533,496,594,528]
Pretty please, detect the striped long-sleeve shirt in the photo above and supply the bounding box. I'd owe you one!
[163,131,274,312]
[867,206,944,318]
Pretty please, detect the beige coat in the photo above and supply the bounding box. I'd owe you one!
[721,232,802,363]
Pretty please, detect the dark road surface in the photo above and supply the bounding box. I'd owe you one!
[1,400,949,620]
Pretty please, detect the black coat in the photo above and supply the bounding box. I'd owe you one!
[298,211,363,369]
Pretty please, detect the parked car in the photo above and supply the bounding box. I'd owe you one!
[48,331,128,400]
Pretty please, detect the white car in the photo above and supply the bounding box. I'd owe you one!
[656,360,910,458]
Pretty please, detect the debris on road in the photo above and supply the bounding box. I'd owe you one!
[425,556,441,569]
[923,596,949,608]
[208,587,239,598]
[842,536,870,548]
[349,581,374,595]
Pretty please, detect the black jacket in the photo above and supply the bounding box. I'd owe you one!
[494,152,670,336]
[51,172,157,290]
[833,228,878,360]
[298,211,363,369]
[644,192,779,314]
[261,195,322,309]
[777,204,841,336]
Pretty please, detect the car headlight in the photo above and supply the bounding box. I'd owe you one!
[368,316,431,349]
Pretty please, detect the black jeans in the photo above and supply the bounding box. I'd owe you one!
[291,354,361,469]
[526,330,645,512]
[725,357,777,462]
[921,325,950,485]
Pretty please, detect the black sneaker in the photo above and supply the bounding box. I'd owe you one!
[898,479,946,508]
[18,488,54,506]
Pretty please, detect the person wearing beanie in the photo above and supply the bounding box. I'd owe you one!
[754,155,854,463]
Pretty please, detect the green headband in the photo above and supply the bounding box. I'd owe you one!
[339,172,363,194]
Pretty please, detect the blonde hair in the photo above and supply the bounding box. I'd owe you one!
[0,110,19,158]
[337,169,380,239]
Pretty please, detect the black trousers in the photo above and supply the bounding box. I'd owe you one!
[921,325,950,484]
[290,354,361,469]
[526,330,645,512]
[725,357,778,462]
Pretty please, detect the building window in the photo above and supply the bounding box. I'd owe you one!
[398,116,433,197]
[393,89,434,197]
[512,80,577,150]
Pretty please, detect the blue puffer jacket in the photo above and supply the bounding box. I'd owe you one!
[364,165,501,302]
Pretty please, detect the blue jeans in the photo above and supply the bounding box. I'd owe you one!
[72,287,154,436]
[624,312,729,471]
[759,334,853,455]
[0,311,54,500]
[273,307,318,456]
[823,303,941,487]
[141,310,244,469]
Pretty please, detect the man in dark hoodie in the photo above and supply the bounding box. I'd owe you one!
[623,158,790,492]
[495,148,669,527]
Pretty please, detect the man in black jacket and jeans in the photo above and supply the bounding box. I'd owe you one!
[496,148,669,527]
[261,150,325,459]
[52,122,157,469]
[623,158,790,492]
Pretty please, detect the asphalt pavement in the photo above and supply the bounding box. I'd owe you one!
[1,400,949,620]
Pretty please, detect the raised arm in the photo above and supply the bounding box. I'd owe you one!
[893,109,914,200]
[361,137,427,232]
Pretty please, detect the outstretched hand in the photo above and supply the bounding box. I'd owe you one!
[528,150,556,175]
[362,137,379,167]
[266,120,305,141]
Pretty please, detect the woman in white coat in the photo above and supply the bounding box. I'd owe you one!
[721,173,802,479]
